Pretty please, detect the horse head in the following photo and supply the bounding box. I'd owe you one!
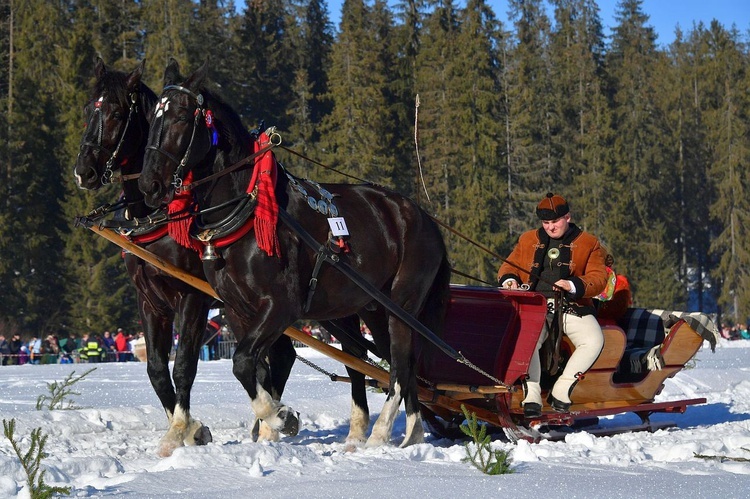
[74,57,154,190]
[139,58,220,209]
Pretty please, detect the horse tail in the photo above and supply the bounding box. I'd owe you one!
[418,252,452,340]
[414,252,451,373]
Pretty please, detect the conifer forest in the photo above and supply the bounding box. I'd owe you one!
[1,0,749,336]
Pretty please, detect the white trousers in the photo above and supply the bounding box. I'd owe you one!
[522,312,604,406]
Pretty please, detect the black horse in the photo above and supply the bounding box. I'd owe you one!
[139,59,451,447]
[73,58,386,449]
[73,58,298,455]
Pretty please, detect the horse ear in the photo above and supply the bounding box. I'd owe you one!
[125,59,145,92]
[164,58,181,87]
[183,57,209,92]
[94,57,106,79]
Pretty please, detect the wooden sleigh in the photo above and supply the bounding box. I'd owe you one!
[91,225,716,443]
[418,286,717,441]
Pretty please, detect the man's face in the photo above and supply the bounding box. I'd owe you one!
[541,213,571,239]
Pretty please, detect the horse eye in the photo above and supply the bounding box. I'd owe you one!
[113,112,124,121]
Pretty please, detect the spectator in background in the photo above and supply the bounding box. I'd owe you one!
[101,330,116,361]
[0,335,9,365]
[114,328,132,362]
[204,317,221,361]
[58,334,75,364]
[30,337,43,364]
[79,334,105,363]
[720,324,732,340]
[42,335,60,364]
[8,334,22,365]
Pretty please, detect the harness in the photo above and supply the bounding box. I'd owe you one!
[146,85,217,193]
[284,169,354,311]
[78,91,143,185]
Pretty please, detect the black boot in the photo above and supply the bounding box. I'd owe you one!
[546,393,570,413]
[523,402,542,418]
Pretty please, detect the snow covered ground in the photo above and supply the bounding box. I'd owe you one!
[1,338,749,498]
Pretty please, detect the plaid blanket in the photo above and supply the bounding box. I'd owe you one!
[615,308,719,374]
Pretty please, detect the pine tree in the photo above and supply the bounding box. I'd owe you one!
[449,0,508,282]
[702,22,750,321]
[606,0,681,308]
[504,0,555,237]
[548,0,612,240]
[233,0,296,130]
[389,0,424,198]
[141,0,194,89]
[186,0,241,101]
[284,0,335,172]
[88,0,144,67]
[660,25,717,312]
[0,0,72,332]
[317,0,395,185]
[412,0,461,215]
[301,0,334,128]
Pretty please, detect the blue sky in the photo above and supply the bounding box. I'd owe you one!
[314,0,750,46]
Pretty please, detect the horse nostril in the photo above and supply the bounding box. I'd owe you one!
[148,181,163,198]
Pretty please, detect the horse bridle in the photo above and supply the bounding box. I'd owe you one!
[145,84,215,193]
[78,91,141,185]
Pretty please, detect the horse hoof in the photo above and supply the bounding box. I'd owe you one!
[251,418,261,442]
[344,436,365,453]
[158,440,181,458]
[279,407,300,436]
[194,425,213,446]
[399,433,425,448]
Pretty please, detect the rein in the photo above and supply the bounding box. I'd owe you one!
[278,143,559,290]
[183,142,278,192]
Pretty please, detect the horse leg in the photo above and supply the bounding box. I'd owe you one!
[366,312,422,447]
[228,310,298,441]
[251,335,297,442]
[322,316,371,448]
[158,293,213,457]
[369,249,449,447]
[139,300,180,455]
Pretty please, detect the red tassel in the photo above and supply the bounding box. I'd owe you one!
[167,172,202,254]
[252,133,281,257]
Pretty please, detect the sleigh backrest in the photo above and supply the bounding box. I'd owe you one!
[418,286,548,387]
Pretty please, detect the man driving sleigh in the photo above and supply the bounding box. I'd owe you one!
[498,193,608,417]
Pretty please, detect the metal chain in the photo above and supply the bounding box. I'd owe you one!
[456,352,513,390]
[295,354,339,380]
[295,351,387,380]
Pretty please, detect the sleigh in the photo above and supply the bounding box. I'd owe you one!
[90,226,715,443]
[416,285,717,441]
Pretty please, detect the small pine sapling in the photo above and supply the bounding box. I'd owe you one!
[459,405,514,475]
[35,367,97,411]
[2,418,72,498]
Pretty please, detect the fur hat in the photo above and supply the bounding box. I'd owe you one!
[536,193,569,220]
